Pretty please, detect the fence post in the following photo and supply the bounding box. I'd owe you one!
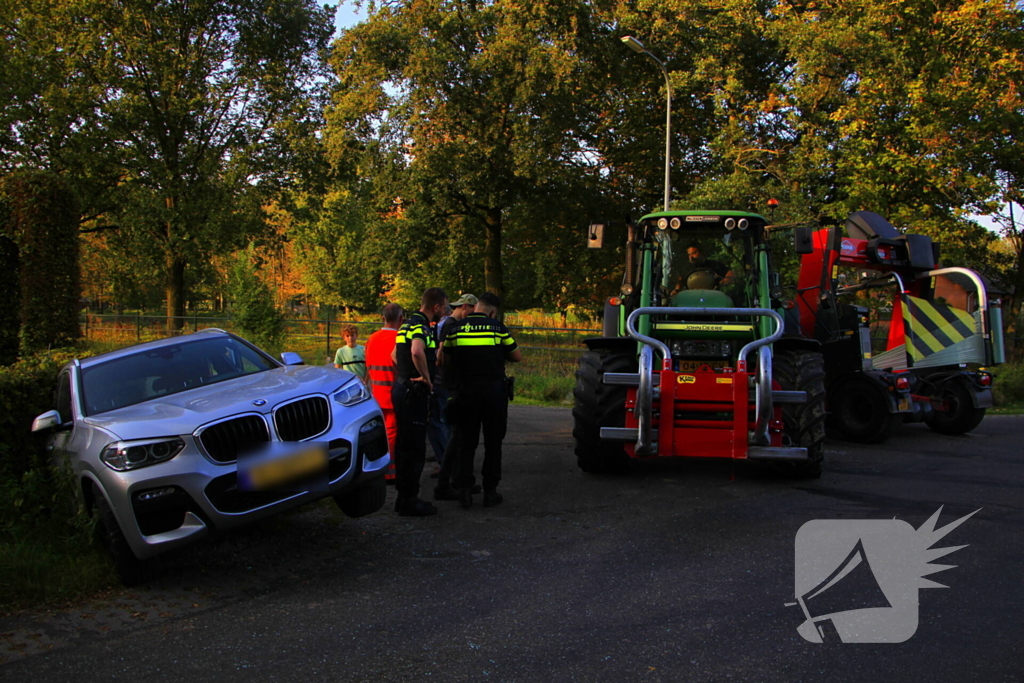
[136,312,141,341]
[326,319,331,364]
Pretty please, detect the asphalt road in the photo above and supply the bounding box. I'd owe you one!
[1,406,1021,682]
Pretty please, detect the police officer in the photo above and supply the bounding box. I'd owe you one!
[391,287,448,516]
[433,293,479,501]
[440,292,521,508]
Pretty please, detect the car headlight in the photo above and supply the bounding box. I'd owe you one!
[100,437,185,472]
[333,380,371,407]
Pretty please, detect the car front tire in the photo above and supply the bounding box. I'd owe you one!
[334,476,387,518]
[92,483,149,586]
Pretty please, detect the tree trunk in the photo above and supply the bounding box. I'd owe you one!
[484,207,504,302]
[164,196,185,331]
[1009,236,1024,334]
[166,252,186,331]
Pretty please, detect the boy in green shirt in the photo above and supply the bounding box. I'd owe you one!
[334,324,367,382]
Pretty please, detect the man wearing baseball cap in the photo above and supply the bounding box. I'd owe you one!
[433,293,478,498]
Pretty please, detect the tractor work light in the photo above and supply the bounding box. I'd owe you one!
[657,217,669,230]
[738,218,749,230]
[670,217,682,229]
[725,217,736,230]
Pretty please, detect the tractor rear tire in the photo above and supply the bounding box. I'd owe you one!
[572,348,635,474]
[773,349,827,479]
[827,376,900,444]
[925,380,985,435]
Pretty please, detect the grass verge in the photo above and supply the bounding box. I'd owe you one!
[0,466,113,614]
[0,529,112,614]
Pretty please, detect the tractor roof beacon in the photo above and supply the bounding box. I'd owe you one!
[576,209,826,478]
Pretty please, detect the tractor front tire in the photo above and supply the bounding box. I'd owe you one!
[572,348,635,474]
[827,376,900,444]
[773,349,827,479]
[925,380,986,435]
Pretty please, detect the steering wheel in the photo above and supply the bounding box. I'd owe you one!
[686,268,719,290]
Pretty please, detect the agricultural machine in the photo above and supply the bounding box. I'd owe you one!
[574,210,826,478]
[796,210,1006,442]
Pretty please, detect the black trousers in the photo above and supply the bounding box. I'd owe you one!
[392,381,430,499]
[455,381,508,493]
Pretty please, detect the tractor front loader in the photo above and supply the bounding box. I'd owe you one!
[574,210,826,479]
[795,210,1005,443]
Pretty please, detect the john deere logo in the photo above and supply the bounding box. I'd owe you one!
[677,375,697,384]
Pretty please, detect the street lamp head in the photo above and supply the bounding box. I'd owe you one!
[621,35,646,53]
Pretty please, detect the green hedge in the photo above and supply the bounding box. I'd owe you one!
[0,349,90,482]
[0,171,81,355]
[0,235,18,364]
[993,361,1024,406]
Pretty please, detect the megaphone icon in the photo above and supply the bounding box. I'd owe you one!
[789,539,892,643]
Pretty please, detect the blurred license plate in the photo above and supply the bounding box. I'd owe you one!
[246,445,327,490]
[898,397,911,412]
[677,360,728,372]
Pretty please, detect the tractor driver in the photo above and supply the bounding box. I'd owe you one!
[672,243,734,294]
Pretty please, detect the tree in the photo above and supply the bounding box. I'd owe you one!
[287,189,392,313]
[685,0,1024,274]
[329,0,624,303]
[2,0,335,327]
[228,245,285,350]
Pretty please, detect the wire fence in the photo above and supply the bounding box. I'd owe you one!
[79,314,601,387]
[80,314,1024,362]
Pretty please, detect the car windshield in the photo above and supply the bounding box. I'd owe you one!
[660,226,755,305]
[80,336,278,416]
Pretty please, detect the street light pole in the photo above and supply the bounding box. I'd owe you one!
[621,35,672,212]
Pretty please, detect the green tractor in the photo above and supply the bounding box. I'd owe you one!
[574,210,826,478]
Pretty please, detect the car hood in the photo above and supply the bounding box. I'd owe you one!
[83,365,357,440]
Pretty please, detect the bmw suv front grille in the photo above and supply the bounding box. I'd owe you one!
[274,396,330,441]
[198,415,270,463]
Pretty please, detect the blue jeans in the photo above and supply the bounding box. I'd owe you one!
[427,385,449,463]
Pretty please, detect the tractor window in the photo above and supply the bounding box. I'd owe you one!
[666,228,754,306]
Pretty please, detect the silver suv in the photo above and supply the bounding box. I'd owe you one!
[31,329,390,583]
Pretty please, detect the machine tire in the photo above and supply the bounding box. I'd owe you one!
[92,483,148,586]
[334,476,387,518]
[572,348,635,474]
[773,349,827,479]
[827,376,899,444]
[925,380,986,435]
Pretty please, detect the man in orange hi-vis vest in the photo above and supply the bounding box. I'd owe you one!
[365,303,404,481]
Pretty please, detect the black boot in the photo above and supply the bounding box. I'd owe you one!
[483,490,503,508]
[397,497,438,517]
[434,486,461,501]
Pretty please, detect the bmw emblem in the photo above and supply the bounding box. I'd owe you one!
[252,399,267,407]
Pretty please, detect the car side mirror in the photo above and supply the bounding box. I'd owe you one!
[794,226,814,255]
[31,410,62,433]
[280,352,305,366]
